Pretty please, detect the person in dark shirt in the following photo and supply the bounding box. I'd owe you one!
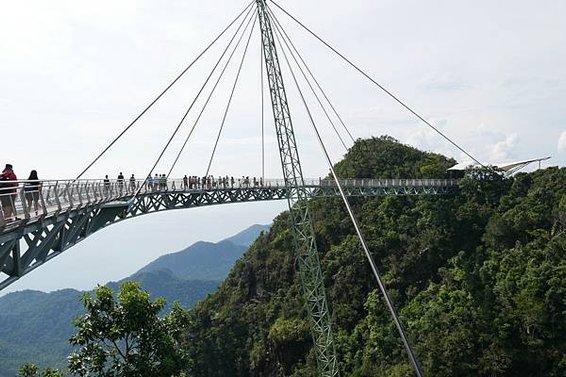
[117,172,124,194]
[24,170,41,215]
[129,174,136,192]
[103,175,110,196]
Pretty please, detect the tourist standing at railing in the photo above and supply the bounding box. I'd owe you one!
[154,174,159,191]
[159,174,167,191]
[0,164,18,221]
[117,172,124,194]
[183,175,188,190]
[103,175,110,196]
[24,170,41,215]
[129,174,136,193]
[146,175,154,191]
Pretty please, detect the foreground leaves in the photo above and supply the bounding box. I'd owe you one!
[68,282,186,377]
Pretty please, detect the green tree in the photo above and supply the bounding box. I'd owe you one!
[67,282,186,376]
[17,364,64,377]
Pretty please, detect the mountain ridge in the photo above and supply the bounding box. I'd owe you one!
[137,224,269,280]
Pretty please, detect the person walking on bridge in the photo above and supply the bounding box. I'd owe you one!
[0,164,18,221]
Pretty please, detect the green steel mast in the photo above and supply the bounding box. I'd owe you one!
[255,1,340,375]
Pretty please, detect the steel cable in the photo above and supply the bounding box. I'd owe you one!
[166,9,258,178]
[205,15,258,177]
[267,7,350,151]
[271,0,485,168]
[267,6,355,146]
[261,35,266,181]
[133,6,256,198]
[74,1,255,181]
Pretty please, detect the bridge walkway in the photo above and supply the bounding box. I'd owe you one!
[0,177,457,290]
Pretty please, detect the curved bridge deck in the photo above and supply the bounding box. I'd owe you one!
[0,178,457,290]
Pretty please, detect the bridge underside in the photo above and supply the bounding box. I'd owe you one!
[0,182,455,290]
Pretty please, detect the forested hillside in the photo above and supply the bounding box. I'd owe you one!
[0,290,81,375]
[179,137,565,376]
[0,226,267,377]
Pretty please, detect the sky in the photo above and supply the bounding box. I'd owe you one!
[1,0,565,294]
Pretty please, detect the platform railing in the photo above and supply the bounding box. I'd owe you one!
[0,177,457,229]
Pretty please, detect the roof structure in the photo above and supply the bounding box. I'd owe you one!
[448,157,552,176]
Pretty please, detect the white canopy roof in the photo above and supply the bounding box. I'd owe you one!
[448,157,551,173]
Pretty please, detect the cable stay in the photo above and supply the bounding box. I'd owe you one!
[271,20,425,377]
[133,6,257,199]
[267,6,355,147]
[267,7,350,152]
[205,16,258,177]
[167,9,259,178]
[260,35,266,182]
[74,1,256,181]
[270,0,485,169]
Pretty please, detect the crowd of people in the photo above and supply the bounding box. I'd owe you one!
[0,163,269,224]
[173,175,264,190]
[141,174,266,191]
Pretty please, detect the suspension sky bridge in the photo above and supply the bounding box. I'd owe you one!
[0,1,489,376]
[0,177,456,291]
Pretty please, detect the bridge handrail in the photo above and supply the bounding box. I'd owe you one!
[0,177,457,228]
[318,178,457,187]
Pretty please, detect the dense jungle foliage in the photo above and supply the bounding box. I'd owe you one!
[18,136,565,376]
[178,136,565,376]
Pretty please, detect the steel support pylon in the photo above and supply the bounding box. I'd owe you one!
[255,1,340,375]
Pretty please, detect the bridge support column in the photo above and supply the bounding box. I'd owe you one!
[256,1,340,375]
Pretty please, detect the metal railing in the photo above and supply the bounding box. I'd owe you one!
[319,178,457,188]
[0,177,457,229]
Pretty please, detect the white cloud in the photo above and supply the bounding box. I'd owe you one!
[420,72,469,91]
[558,132,566,153]
[489,133,518,162]
[404,118,449,153]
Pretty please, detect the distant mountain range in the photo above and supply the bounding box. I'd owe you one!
[0,224,270,377]
[138,240,248,281]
